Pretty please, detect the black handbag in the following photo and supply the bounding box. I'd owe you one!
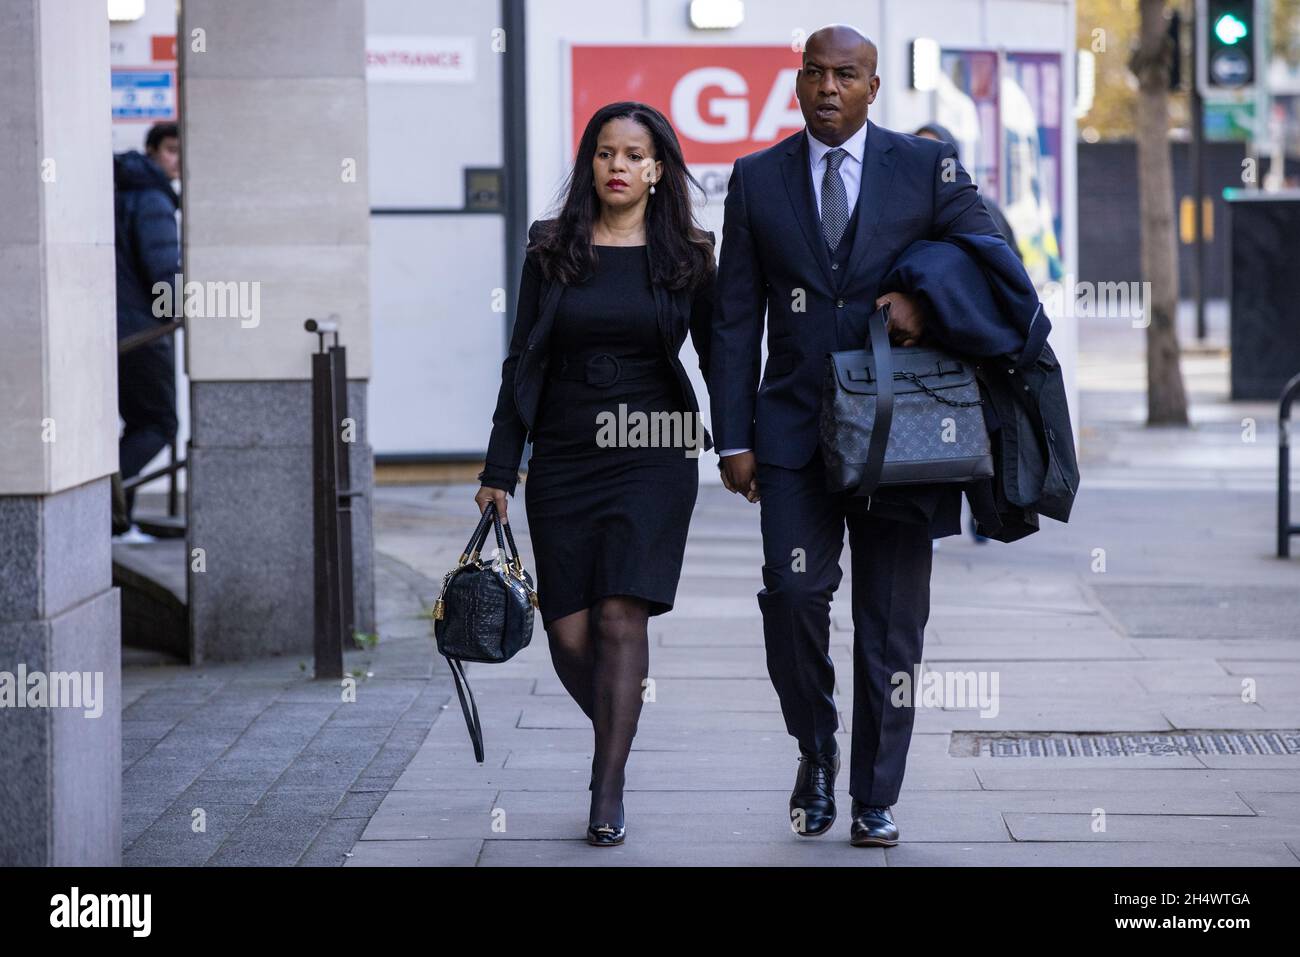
[431,501,537,762]
[820,302,994,496]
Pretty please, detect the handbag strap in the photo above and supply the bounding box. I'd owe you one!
[854,303,895,498]
[490,507,507,560]
[446,656,485,764]
[501,517,525,569]
[462,502,497,561]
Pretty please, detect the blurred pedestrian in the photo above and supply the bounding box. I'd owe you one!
[914,122,1022,261]
[113,122,181,538]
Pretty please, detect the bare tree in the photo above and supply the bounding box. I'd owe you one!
[1129,0,1189,424]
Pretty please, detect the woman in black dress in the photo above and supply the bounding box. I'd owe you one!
[475,102,716,845]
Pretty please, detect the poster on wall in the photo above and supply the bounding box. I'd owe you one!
[933,48,1065,285]
[934,49,1001,202]
[569,44,805,222]
[1004,50,1064,282]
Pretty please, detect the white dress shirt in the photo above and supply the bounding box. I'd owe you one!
[718,120,870,459]
[806,117,868,218]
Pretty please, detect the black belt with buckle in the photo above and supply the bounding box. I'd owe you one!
[549,352,669,387]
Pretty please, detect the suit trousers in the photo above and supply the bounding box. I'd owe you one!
[755,450,933,807]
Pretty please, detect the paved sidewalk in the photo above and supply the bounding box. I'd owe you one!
[348,482,1300,866]
[346,312,1300,866]
[120,554,453,866]
[119,308,1300,866]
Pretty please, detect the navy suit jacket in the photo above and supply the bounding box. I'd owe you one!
[708,119,1015,471]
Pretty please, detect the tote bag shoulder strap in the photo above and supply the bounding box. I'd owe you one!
[855,305,895,498]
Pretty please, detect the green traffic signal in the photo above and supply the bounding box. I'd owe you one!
[1213,13,1248,45]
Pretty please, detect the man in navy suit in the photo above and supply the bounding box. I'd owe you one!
[708,24,1015,846]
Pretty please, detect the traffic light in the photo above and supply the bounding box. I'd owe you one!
[1197,0,1258,95]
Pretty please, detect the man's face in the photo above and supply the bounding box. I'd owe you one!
[149,136,181,180]
[795,34,880,146]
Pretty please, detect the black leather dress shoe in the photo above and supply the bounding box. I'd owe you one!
[789,749,839,836]
[587,801,625,846]
[849,801,899,847]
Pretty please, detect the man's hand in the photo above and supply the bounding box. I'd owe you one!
[719,451,760,503]
[876,291,929,347]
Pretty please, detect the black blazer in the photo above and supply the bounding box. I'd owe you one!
[479,219,716,495]
[708,120,1012,471]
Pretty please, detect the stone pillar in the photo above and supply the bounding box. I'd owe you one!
[180,0,375,662]
[0,0,122,866]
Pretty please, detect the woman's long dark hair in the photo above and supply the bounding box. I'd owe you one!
[531,101,715,294]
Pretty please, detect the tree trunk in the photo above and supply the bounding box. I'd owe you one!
[1130,0,1189,424]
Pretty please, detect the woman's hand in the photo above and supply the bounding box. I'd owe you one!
[474,485,509,523]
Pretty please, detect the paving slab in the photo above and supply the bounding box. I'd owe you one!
[344,838,484,867]
[883,842,1299,866]
[474,839,890,867]
[974,768,1300,791]
[1004,813,1300,842]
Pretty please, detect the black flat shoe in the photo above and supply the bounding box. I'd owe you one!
[587,800,625,846]
[790,747,839,837]
[849,801,899,847]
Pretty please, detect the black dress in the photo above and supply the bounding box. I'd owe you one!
[523,244,698,625]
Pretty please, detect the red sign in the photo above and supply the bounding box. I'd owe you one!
[151,34,176,62]
[571,45,805,165]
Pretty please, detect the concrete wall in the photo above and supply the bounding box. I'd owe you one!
[1,0,120,494]
[0,0,122,866]
[365,0,507,456]
[181,0,375,661]
[182,0,372,382]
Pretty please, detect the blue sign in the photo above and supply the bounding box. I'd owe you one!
[111,70,176,120]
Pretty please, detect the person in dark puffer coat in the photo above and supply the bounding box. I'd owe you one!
[913,122,1022,263]
[113,122,181,529]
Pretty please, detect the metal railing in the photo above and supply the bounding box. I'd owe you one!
[1278,372,1300,558]
[306,316,363,679]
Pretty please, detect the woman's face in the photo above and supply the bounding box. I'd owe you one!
[591,117,662,211]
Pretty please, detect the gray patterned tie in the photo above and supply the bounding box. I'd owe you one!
[820,147,850,253]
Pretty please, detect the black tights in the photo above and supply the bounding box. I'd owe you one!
[545,596,650,826]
